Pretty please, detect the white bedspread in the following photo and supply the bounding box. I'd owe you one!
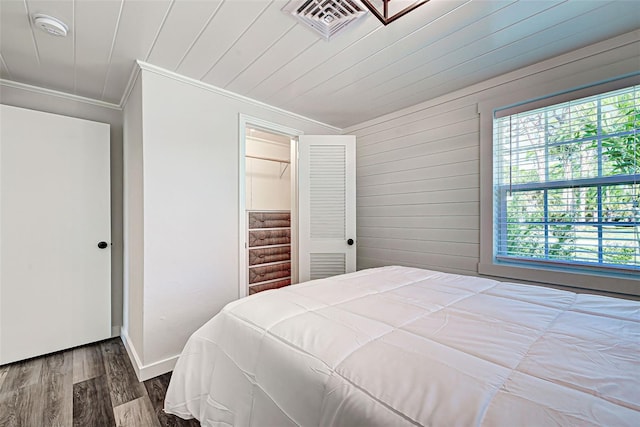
[164,266,640,426]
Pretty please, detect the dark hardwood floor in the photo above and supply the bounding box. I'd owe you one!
[0,338,199,427]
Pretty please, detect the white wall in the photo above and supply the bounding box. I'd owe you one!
[122,63,339,379]
[0,81,124,333]
[246,137,291,211]
[122,75,144,364]
[345,30,640,298]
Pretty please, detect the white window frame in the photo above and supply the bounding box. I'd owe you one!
[478,74,640,296]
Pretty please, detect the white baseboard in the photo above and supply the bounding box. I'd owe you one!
[120,327,180,382]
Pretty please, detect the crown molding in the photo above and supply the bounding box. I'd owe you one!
[0,79,121,111]
[130,60,342,133]
[2,62,343,135]
[119,61,142,109]
[343,29,640,134]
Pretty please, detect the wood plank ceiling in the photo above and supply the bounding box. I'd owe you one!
[1,0,638,128]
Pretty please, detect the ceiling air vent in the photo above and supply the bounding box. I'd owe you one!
[283,0,367,40]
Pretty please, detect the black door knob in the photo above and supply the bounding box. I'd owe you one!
[347,239,354,246]
[98,241,108,249]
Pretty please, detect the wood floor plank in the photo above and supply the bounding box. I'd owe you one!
[113,396,160,427]
[101,339,147,407]
[143,373,171,426]
[41,352,73,427]
[0,357,43,394]
[0,383,45,427]
[1,339,198,426]
[145,373,200,427]
[0,364,8,390]
[73,376,115,427]
[72,343,105,384]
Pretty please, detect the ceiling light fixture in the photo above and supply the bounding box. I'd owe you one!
[32,14,68,37]
[360,0,429,25]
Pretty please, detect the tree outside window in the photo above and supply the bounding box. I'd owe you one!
[494,86,639,271]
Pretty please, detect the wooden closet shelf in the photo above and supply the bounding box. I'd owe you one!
[248,260,290,269]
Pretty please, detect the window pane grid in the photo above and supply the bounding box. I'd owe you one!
[494,84,639,271]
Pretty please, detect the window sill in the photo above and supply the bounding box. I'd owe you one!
[478,260,639,297]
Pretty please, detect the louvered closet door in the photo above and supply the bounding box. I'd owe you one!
[298,135,356,282]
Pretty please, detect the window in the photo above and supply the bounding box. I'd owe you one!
[493,85,639,272]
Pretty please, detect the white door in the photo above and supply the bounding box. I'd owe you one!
[298,135,356,282]
[0,105,111,365]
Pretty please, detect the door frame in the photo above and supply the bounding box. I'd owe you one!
[238,114,303,298]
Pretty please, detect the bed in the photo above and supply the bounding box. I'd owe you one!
[164,266,639,426]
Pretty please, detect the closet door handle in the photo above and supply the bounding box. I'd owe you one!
[98,241,109,249]
[347,239,354,246]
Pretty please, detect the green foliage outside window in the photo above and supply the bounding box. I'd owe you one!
[496,86,639,269]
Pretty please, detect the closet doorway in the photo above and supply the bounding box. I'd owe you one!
[239,115,301,297]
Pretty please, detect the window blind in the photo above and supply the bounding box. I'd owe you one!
[493,85,639,272]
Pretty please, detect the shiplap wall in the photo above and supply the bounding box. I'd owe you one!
[356,103,480,275]
[348,31,640,283]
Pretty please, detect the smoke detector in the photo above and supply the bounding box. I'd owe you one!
[33,14,68,37]
[283,0,366,40]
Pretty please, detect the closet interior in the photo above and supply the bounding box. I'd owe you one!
[245,128,293,295]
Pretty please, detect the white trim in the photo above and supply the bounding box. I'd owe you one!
[290,137,299,285]
[477,63,640,297]
[240,115,303,141]
[0,79,121,110]
[343,29,640,135]
[137,354,179,381]
[120,327,179,382]
[0,53,13,80]
[494,73,640,118]
[478,262,639,297]
[120,327,144,381]
[239,114,303,299]
[119,62,143,109]
[136,60,341,132]
[2,61,343,136]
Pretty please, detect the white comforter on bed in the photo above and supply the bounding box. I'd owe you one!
[164,266,640,426]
